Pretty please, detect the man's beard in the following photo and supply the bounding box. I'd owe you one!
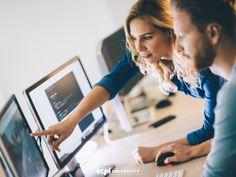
[193,37,216,71]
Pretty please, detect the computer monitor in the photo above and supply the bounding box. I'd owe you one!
[0,147,14,177]
[24,56,106,168]
[0,95,49,177]
[96,27,143,96]
[96,27,144,131]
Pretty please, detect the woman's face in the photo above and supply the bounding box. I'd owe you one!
[130,18,172,64]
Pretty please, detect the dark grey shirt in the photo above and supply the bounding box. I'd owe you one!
[203,64,236,177]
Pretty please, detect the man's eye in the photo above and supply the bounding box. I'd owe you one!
[176,35,183,42]
[178,34,185,39]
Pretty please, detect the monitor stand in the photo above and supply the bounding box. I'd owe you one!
[103,122,113,144]
[61,159,84,177]
[59,126,115,177]
[111,96,132,132]
[60,152,116,177]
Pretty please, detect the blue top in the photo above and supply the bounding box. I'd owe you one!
[203,64,236,177]
[95,52,225,145]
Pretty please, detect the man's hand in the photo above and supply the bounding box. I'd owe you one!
[156,144,195,164]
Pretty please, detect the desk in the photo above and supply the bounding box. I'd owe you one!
[81,93,206,177]
[0,91,205,177]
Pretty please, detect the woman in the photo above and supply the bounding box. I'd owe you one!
[32,0,224,165]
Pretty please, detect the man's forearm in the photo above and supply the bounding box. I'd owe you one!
[190,140,211,158]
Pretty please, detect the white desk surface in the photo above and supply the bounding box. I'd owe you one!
[0,93,206,177]
[81,93,206,177]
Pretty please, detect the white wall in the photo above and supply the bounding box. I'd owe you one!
[0,90,6,109]
[0,0,136,175]
[0,0,137,103]
[105,0,137,26]
[0,0,112,98]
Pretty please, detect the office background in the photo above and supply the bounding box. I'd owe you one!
[0,0,136,175]
[0,0,137,107]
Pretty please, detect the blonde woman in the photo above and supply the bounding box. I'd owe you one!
[32,0,224,165]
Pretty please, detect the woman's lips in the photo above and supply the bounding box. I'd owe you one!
[141,54,152,60]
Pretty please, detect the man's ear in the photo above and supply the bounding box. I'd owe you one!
[206,23,222,45]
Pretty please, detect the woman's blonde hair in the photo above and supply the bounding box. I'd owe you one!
[124,0,198,88]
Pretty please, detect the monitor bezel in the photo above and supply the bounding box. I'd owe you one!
[0,95,49,177]
[24,56,106,168]
[0,146,15,177]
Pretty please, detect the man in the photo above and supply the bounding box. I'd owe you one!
[156,0,236,176]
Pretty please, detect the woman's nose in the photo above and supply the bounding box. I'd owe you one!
[136,40,146,52]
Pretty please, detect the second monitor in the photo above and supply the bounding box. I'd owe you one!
[25,56,106,168]
[0,95,49,177]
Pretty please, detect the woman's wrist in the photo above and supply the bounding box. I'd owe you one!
[68,112,81,126]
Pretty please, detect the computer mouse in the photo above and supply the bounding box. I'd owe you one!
[168,92,176,97]
[156,152,175,166]
[155,99,171,109]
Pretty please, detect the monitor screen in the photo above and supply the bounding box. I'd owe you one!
[97,27,143,96]
[0,95,49,177]
[25,57,106,168]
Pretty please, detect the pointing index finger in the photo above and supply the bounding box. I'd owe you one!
[31,129,52,137]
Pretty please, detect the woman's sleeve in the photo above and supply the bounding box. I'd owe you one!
[187,74,225,145]
[95,51,140,99]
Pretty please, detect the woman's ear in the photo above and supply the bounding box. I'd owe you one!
[206,23,222,45]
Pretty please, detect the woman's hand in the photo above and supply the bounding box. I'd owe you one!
[131,146,160,164]
[31,116,77,152]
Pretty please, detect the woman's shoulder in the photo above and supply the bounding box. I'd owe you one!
[199,68,225,83]
[198,68,214,77]
[124,51,137,66]
[199,68,226,93]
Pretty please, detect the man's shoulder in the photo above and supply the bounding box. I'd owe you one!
[214,80,236,128]
[218,80,236,102]
[223,79,236,91]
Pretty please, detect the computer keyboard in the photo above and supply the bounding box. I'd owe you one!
[156,169,184,177]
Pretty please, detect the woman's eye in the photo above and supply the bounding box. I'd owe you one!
[144,35,152,40]
[130,36,136,41]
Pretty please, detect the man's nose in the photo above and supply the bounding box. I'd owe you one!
[176,37,185,55]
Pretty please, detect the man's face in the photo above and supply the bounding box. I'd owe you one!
[172,10,216,71]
